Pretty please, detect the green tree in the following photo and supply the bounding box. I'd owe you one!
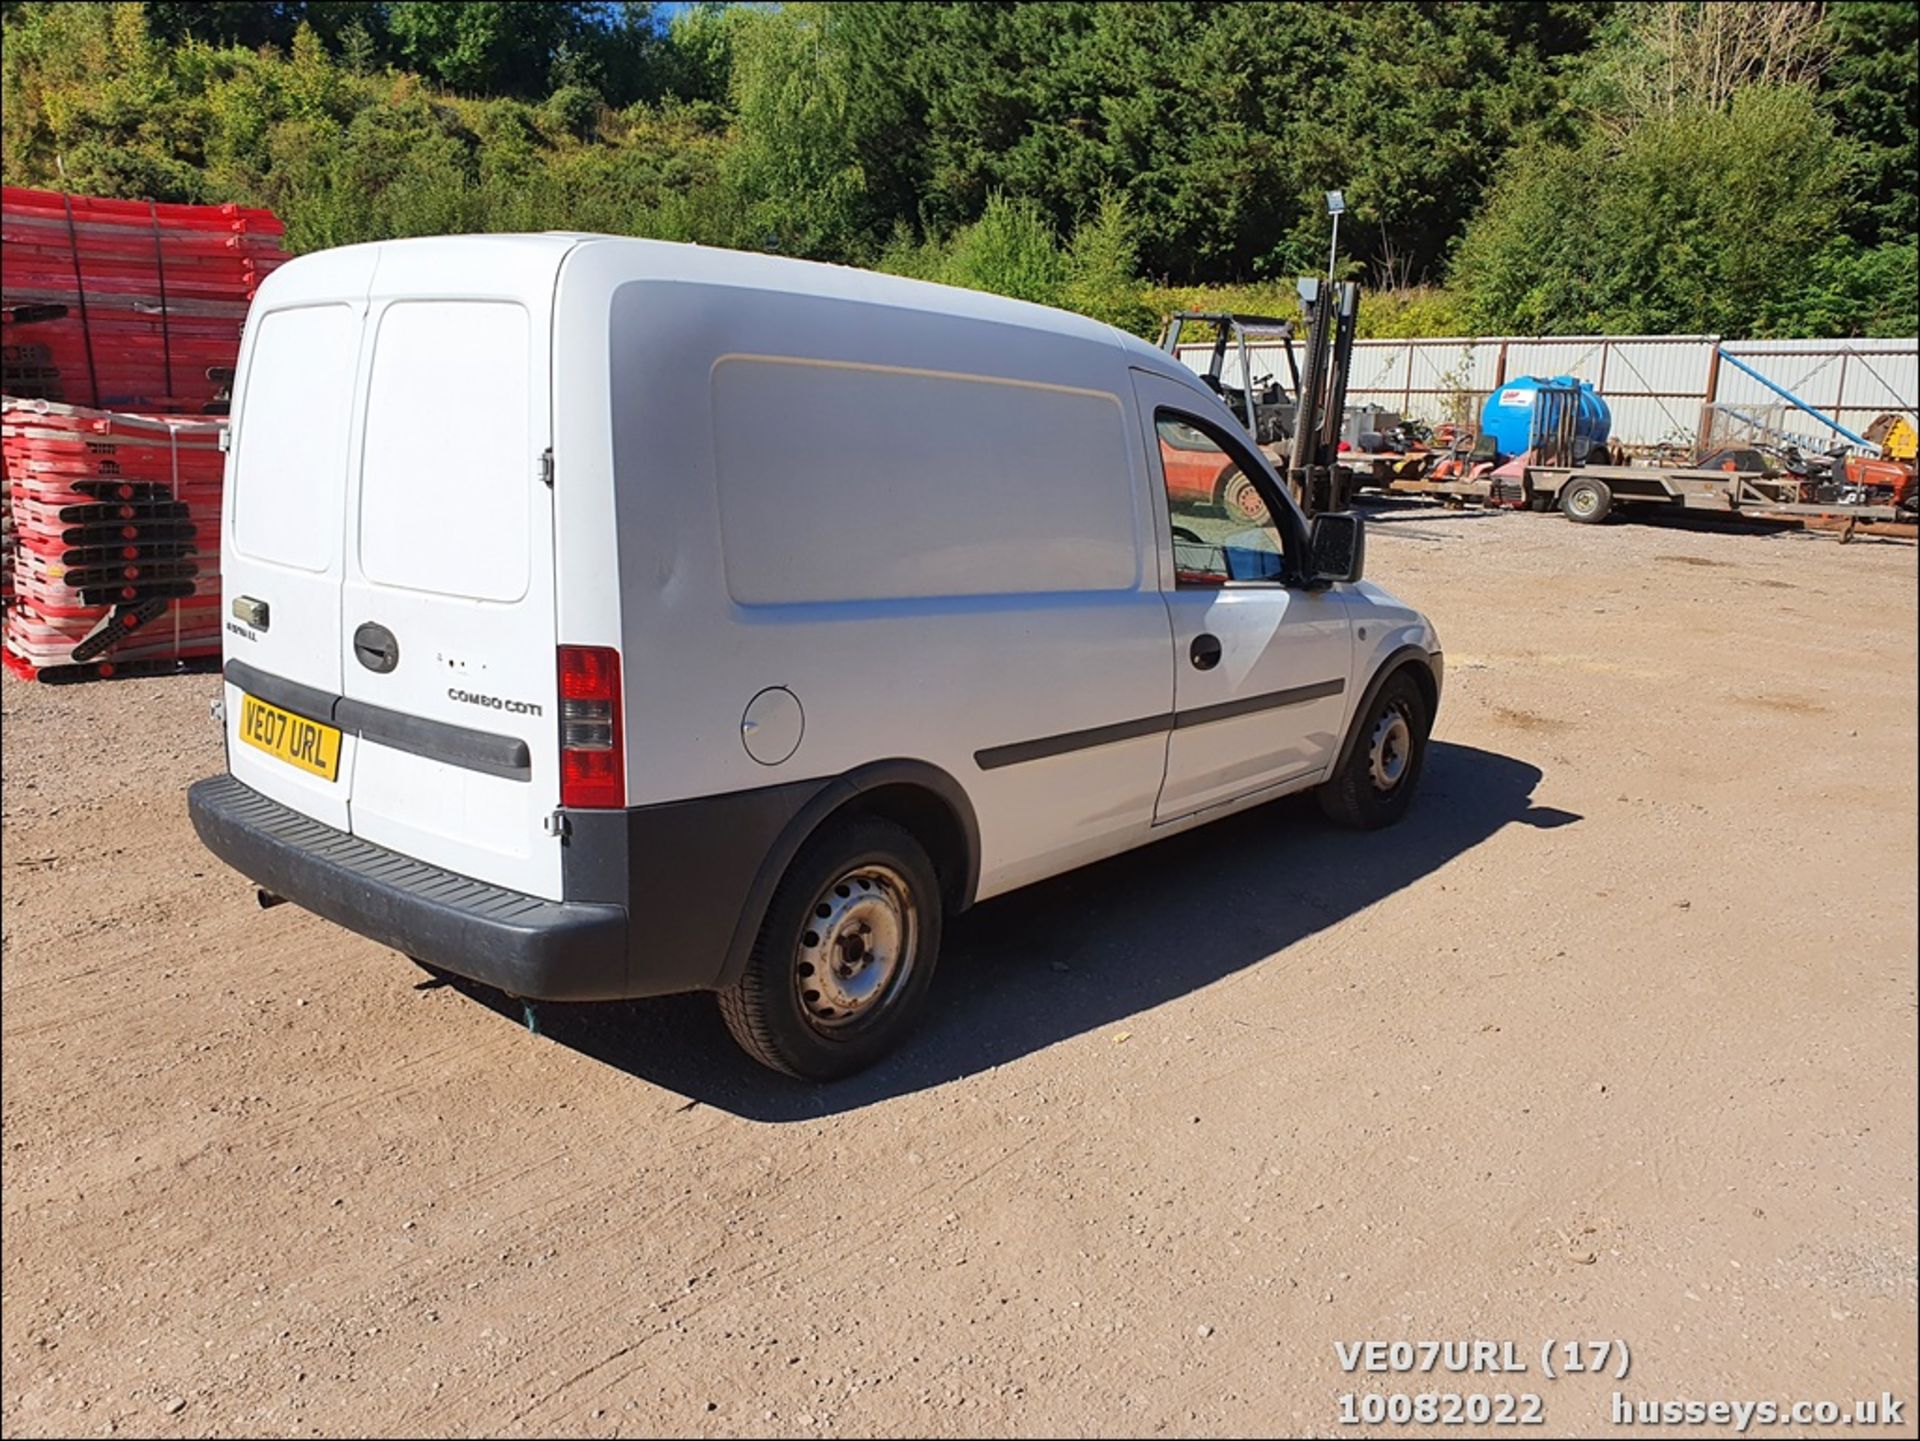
[2,0,1914,339]
[723,3,869,258]
[386,1,591,97]
[656,2,734,106]
[1820,0,1920,245]
[1452,87,1871,335]
[1064,191,1155,334]
[942,192,1067,306]
[816,1,1605,285]
[1758,237,1920,338]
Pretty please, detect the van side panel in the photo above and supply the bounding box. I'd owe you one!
[592,272,1175,901]
[710,358,1139,603]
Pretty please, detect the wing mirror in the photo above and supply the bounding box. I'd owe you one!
[1307,511,1365,584]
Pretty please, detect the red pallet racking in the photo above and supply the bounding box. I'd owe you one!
[2,187,288,678]
[2,399,226,680]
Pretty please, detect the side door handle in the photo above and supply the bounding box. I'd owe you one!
[1189,633,1222,670]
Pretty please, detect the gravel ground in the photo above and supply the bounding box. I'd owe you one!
[3,504,1915,1438]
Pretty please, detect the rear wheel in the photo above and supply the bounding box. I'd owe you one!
[718,816,942,1080]
[1560,475,1613,524]
[1316,670,1431,830]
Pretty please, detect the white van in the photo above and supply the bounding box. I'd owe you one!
[188,234,1442,1079]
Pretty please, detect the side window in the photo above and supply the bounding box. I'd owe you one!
[1153,411,1287,586]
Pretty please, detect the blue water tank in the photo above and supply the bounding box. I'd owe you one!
[1479,375,1613,460]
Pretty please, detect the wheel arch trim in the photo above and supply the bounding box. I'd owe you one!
[715,759,981,990]
[1330,645,1442,779]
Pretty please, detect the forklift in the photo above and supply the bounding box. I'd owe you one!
[1157,281,1360,517]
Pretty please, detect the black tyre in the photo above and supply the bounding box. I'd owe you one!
[718,816,942,1080]
[1560,475,1612,524]
[1316,670,1431,830]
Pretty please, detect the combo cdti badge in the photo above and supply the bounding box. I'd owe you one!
[188,234,1443,1080]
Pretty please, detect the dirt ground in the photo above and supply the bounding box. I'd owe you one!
[2,505,1915,1439]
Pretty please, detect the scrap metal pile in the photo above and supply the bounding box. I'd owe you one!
[1,186,288,680]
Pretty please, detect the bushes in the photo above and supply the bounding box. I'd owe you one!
[877,191,1161,337]
[1449,88,1910,337]
[1064,192,1157,335]
[1759,238,1920,339]
[0,3,736,255]
[944,194,1067,305]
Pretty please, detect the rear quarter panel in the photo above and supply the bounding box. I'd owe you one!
[556,250,1177,898]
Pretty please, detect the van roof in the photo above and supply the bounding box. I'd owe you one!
[270,231,1195,384]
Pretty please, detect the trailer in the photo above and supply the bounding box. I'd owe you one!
[1347,364,1916,536]
[1345,456,1914,539]
[1524,463,1914,536]
[1525,464,1794,523]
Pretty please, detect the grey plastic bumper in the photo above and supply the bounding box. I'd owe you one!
[188,774,629,1001]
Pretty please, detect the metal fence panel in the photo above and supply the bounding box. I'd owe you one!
[1406,340,1501,394]
[1594,340,1715,397]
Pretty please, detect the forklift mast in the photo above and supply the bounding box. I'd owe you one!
[1157,312,1299,444]
[1286,278,1360,516]
[1158,289,1358,517]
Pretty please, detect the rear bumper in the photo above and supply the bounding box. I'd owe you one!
[187,774,629,1001]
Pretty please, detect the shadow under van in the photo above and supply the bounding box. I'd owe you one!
[434,741,1577,1119]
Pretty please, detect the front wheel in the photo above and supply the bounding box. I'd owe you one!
[1316,670,1431,830]
[718,816,942,1080]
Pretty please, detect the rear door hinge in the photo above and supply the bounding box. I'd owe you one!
[539,448,554,488]
[543,809,571,839]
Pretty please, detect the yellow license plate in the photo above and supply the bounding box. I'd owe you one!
[238,693,342,781]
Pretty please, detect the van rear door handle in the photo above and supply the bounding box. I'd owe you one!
[353,621,400,674]
[1189,633,1222,670]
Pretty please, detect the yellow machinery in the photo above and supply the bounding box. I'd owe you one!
[1865,413,1916,463]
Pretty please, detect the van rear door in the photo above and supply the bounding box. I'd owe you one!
[221,246,377,832]
[337,241,568,899]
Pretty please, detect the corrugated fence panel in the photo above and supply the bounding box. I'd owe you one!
[1722,341,1920,439]
[1719,348,1849,410]
[1836,349,1919,413]
[1594,340,1715,398]
[1502,340,1599,382]
[1348,342,1410,397]
[1613,397,1700,448]
[1406,340,1502,394]
[1175,333,1916,449]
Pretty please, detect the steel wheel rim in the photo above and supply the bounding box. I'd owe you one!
[1568,485,1601,518]
[1224,471,1265,520]
[1368,705,1412,791]
[794,864,916,1031]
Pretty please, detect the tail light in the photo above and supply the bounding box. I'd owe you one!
[558,645,623,809]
